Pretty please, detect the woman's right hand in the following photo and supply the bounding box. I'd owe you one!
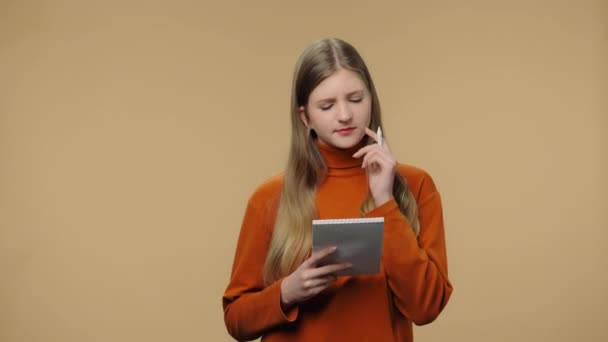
[280,246,352,310]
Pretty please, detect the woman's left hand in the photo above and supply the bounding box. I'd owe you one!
[352,127,397,206]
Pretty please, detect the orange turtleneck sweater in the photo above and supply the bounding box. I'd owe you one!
[222,142,453,341]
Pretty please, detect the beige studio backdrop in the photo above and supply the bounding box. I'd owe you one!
[1,0,607,341]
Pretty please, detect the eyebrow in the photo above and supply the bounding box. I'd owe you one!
[314,90,365,104]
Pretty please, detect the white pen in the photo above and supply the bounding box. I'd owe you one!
[377,127,383,146]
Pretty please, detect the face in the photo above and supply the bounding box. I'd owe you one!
[300,68,372,150]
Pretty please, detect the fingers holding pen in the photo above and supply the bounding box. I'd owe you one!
[352,128,396,170]
[352,126,397,206]
[361,148,395,170]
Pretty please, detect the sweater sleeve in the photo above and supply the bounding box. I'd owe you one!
[365,171,453,325]
[222,192,299,341]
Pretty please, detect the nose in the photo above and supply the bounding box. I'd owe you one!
[336,101,353,123]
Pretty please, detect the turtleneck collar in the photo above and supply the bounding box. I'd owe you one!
[315,139,366,176]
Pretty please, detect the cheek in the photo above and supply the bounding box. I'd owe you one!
[306,110,329,130]
[355,101,372,121]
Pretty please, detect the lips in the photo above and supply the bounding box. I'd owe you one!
[335,127,355,135]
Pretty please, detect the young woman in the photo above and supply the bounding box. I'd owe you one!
[222,38,453,341]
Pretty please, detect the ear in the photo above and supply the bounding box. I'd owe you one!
[298,106,309,128]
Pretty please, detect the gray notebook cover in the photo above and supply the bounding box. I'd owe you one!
[312,217,384,276]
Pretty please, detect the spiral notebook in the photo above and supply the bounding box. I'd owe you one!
[312,217,384,276]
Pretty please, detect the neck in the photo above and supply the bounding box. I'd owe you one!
[315,140,365,174]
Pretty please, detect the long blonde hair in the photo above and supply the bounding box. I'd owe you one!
[263,38,419,285]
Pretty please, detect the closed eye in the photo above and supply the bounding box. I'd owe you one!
[320,104,333,111]
[350,98,363,103]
